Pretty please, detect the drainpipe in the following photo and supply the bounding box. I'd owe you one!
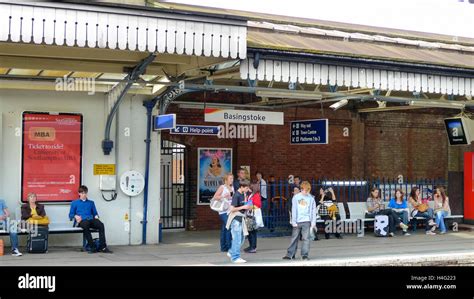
[141,100,155,245]
[141,86,188,245]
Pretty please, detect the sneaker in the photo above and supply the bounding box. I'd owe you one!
[11,248,23,257]
[428,220,436,226]
[243,247,251,253]
[232,258,247,264]
[247,249,257,253]
[430,225,437,232]
[302,256,309,260]
[100,247,113,254]
[282,256,292,260]
[227,251,231,258]
[425,231,436,235]
[389,232,395,237]
[403,231,411,236]
[399,223,408,230]
[440,231,447,234]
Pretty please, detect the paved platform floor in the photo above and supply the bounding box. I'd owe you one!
[1,230,473,266]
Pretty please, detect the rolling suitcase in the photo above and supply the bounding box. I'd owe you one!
[374,215,389,237]
[27,226,49,253]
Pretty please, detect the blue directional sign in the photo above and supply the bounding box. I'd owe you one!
[290,119,328,144]
[170,124,220,136]
[153,114,176,131]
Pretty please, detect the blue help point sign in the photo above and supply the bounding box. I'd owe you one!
[170,125,220,136]
[290,119,328,144]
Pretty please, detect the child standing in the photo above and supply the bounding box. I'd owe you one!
[282,181,317,260]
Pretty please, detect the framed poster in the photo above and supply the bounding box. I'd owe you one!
[21,112,83,203]
[197,148,232,205]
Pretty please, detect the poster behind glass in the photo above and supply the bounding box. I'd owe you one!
[197,148,232,205]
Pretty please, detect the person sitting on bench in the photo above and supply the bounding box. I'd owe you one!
[21,193,49,226]
[69,185,113,254]
[0,198,22,256]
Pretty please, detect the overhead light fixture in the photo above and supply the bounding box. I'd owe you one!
[409,100,465,109]
[329,99,349,110]
[255,89,322,100]
[177,103,235,110]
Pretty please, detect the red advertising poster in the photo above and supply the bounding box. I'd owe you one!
[21,112,83,202]
[464,152,474,223]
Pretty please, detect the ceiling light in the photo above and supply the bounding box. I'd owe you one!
[256,89,322,100]
[409,100,465,109]
[178,103,235,110]
[329,99,349,110]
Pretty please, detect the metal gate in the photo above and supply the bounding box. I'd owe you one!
[160,140,186,229]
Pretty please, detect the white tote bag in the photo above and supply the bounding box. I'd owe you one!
[210,198,230,213]
[254,208,264,228]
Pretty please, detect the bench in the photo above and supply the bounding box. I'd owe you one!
[1,205,97,250]
[409,201,464,231]
[347,201,464,231]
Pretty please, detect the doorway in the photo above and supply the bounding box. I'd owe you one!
[160,140,187,229]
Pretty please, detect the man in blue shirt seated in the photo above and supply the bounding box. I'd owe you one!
[69,185,113,253]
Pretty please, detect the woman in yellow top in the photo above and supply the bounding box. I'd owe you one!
[21,193,48,225]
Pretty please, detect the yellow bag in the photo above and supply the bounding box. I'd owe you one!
[416,203,429,213]
[328,204,339,220]
[27,216,50,226]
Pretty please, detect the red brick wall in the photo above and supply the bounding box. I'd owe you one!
[161,92,465,230]
[363,111,448,179]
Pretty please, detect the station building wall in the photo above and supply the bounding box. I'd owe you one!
[163,92,471,230]
[0,89,161,246]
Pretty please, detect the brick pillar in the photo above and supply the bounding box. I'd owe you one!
[448,146,463,173]
[351,112,365,177]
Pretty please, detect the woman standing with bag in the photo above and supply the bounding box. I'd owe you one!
[244,183,262,254]
[211,174,234,253]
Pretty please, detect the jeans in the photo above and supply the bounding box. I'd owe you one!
[394,210,409,225]
[286,221,311,258]
[247,230,257,250]
[366,209,401,233]
[218,213,232,251]
[322,214,341,238]
[0,220,19,250]
[435,210,448,233]
[230,219,245,261]
[78,219,107,250]
[415,208,434,231]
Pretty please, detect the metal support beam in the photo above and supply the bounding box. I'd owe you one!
[102,53,156,155]
[140,85,189,245]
